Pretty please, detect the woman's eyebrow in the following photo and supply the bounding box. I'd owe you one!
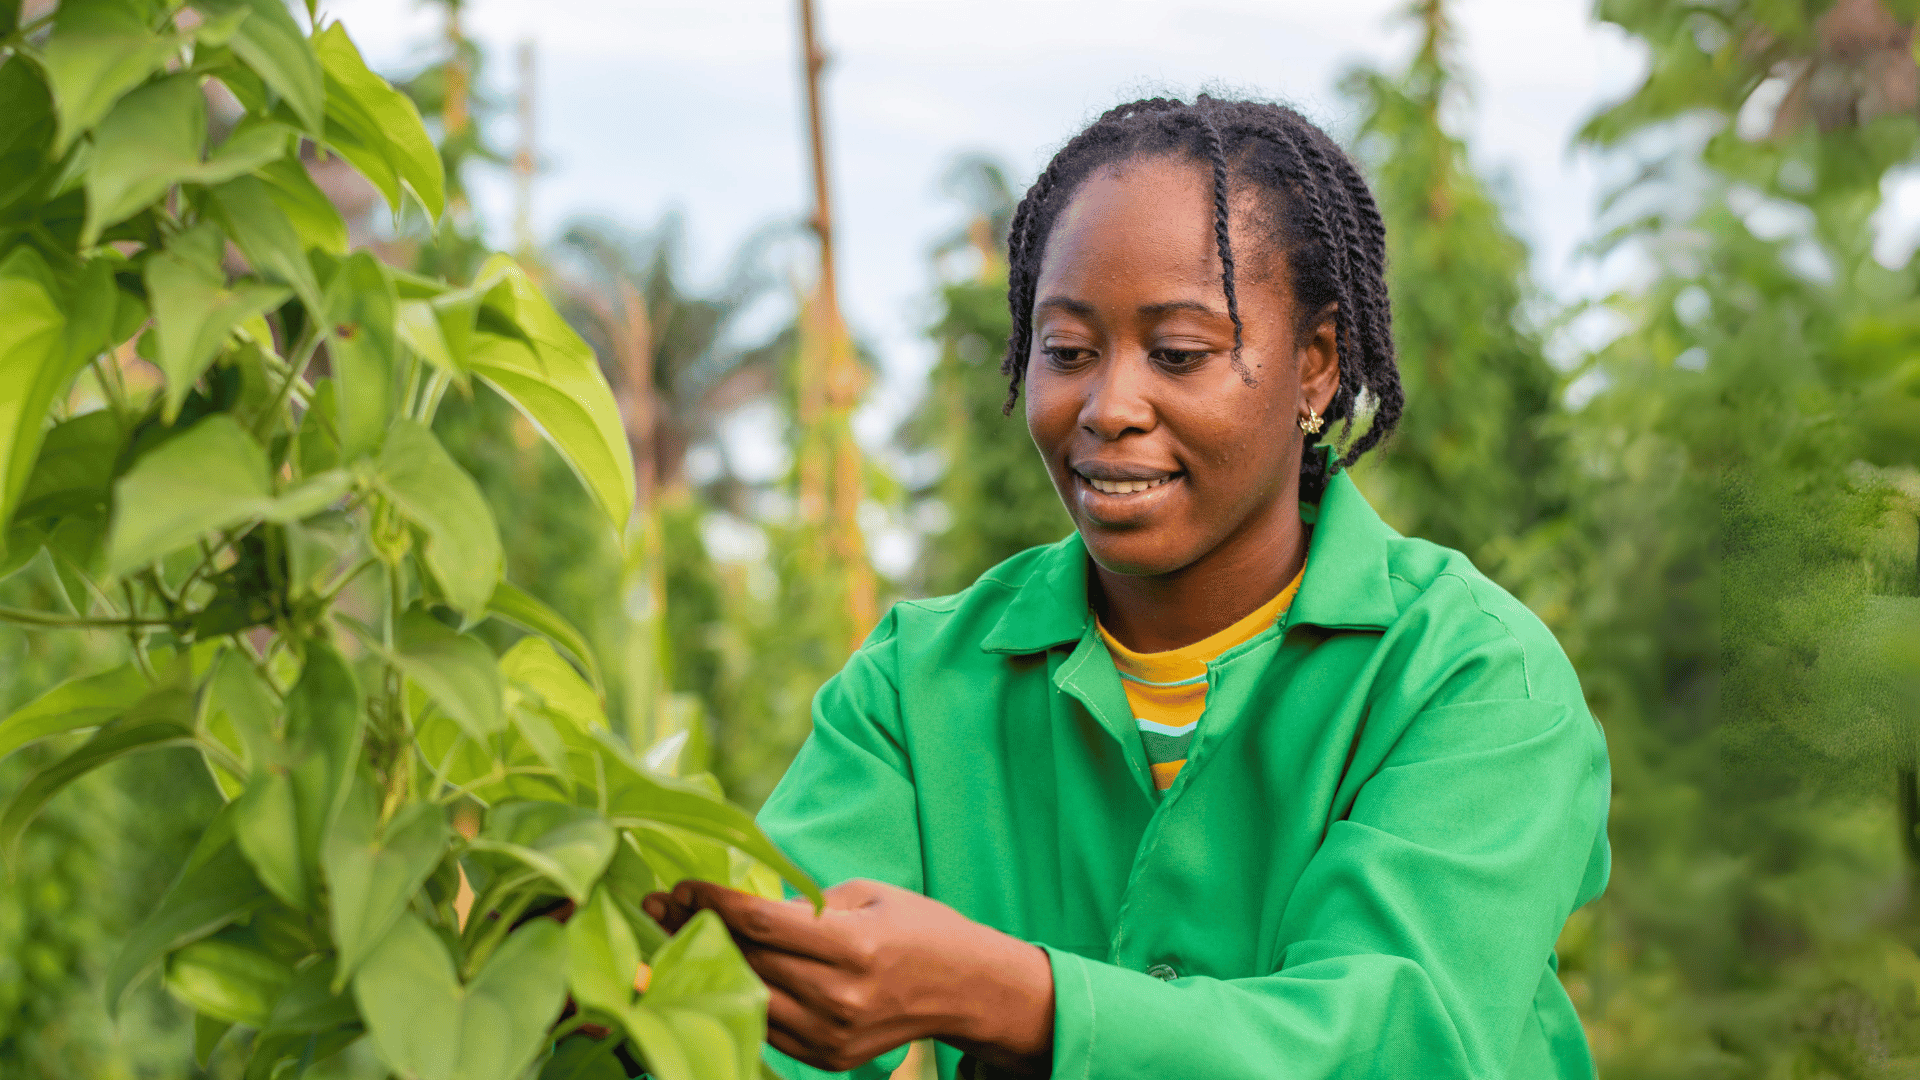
[1035,295,1096,317]
[1138,299,1225,319]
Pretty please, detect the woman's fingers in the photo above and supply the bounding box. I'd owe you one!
[640,890,696,932]
[670,880,855,964]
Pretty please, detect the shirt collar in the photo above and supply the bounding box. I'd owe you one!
[980,469,1401,655]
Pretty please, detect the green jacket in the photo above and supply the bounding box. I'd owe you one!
[758,473,1611,1080]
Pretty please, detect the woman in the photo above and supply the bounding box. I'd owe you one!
[645,95,1610,1080]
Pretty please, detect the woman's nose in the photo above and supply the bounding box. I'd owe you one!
[1079,353,1157,441]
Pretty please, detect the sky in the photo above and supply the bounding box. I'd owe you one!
[318,0,1647,454]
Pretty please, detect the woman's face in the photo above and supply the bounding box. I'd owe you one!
[1025,153,1339,579]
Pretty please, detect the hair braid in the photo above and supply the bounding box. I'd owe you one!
[998,95,1405,498]
[1192,106,1251,385]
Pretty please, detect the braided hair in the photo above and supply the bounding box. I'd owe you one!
[1001,95,1402,500]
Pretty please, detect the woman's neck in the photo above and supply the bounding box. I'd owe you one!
[1091,495,1309,654]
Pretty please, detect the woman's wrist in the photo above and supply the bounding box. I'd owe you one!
[938,932,1055,1075]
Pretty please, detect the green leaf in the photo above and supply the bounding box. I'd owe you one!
[207,173,325,310]
[194,1012,233,1068]
[13,409,118,526]
[373,421,503,619]
[38,0,187,155]
[262,958,360,1036]
[190,0,324,134]
[165,933,293,1027]
[313,21,444,220]
[469,254,635,535]
[320,250,399,461]
[540,1036,630,1080]
[201,648,278,797]
[0,660,147,761]
[324,781,450,989]
[0,247,90,557]
[489,580,604,698]
[255,153,349,255]
[145,222,291,422]
[82,74,289,246]
[596,736,821,907]
[353,914,568,1080]
[398,298,458,374]
[389,608,505,740]
[566,887,642,1017]
[232,770,308,909]
[0,686,196,858]
[105,414,270,576]
[0,56,57,216]
[107,840,270,1015]
[283,641,363,890]
[500,636,605,732]
[642,909,770,1080]
[468,802,617,904]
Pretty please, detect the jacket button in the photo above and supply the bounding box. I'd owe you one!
[1146,964,1178,981]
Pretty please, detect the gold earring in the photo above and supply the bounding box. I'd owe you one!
[1299,405,1324,435]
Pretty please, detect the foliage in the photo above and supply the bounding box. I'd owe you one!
[1344,2,1920,1075]
[0,5,817,1079]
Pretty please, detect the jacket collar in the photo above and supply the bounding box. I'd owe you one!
[980,470,1400,655]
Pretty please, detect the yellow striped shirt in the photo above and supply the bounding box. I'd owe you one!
[1097,569,1304,791]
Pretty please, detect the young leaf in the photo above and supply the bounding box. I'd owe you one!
[468,255,635,536]
[193,1012,233,1068]
[595,734,822,908]
[256,152,349,255]
[0,687,197,858]
[643,909,770,1080]
[324,782,451,989]
[390,608,505,739]
[189,0,324,134]
[0,247,86,557]
[145,222,291,422]
[13,409,118,527]
[489,580,604,697]
[38,0,186,155]
[0,660,147,761]
[372,422,504,619]
[107,840,270,1016]
[319,250,398,461]
[353,914,568,1080]
[467,801,618,904]
[105,414,273,576]
[207,173,325,310]
[82,74,289,246]
[283,642,363,884]
[0,55,57,217]
[500,636,605,731]
[262,959,360,1037]
[232,770,309,910]
[165,933,294,1028]
[312,21,444,220]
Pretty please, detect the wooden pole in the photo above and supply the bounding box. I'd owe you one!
[514,40,537,259]
[795,0,876,644]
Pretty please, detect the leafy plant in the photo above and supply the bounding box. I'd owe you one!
[0,4,816,1078]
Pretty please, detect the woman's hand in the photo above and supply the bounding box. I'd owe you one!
[642,879,1054,1076]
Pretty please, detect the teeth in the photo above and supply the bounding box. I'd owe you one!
[1085,475,1171,495]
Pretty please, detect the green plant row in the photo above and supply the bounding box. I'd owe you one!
[0,2,817,1078]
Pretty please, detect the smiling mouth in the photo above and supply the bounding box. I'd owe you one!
[1076,471,1180,496]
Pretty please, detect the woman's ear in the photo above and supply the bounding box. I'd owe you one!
[1299,304,1340,414]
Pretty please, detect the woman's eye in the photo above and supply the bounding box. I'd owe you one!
[1043,346,1092,367]
[1153,349,1211,369]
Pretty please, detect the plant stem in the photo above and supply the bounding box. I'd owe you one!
[462,887,540,979]
[91,358,129,425]
[256,328,325,441]
[414,369,452,422]
[318,556,379,603]
[0,606,171,630]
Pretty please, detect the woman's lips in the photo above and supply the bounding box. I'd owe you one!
[1072,469,1184,523]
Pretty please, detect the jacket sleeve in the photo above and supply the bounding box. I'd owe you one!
[1041,695,1610,1080]
[754,608,920,1080]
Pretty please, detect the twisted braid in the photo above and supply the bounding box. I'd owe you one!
[998,95,1404,499]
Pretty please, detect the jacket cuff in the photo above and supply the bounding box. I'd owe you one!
[1042,943,1170,1080]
